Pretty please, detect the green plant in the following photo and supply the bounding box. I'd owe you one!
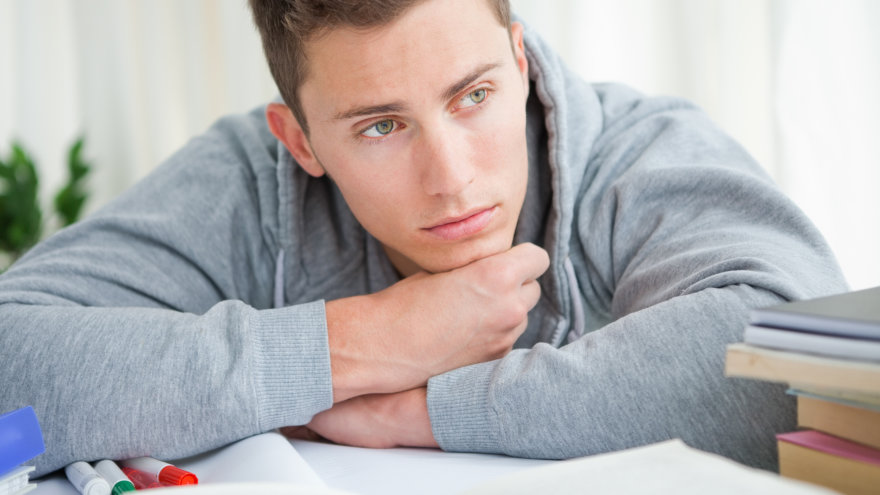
[54,138,91,227]
[0,138,91,268]
[0,142,42,260]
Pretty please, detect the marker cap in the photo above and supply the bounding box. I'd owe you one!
[83,476,110,495]
[65,461,110,495]
[110,480,135,494]
[159,465,198,485]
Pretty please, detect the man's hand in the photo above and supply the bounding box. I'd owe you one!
[281,388,437,449]
[327,243,549,402]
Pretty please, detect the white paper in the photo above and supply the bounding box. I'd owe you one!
[289,439,554,495]
[175,432,324,487]
[31,432,323,495]
[460,439,841,495]
[34,435,837,495]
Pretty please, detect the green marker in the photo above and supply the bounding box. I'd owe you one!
[94,460,136,495]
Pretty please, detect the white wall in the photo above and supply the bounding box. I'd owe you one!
[2,0,878,289]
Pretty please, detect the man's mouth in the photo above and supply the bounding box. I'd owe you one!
[423,206,497,241]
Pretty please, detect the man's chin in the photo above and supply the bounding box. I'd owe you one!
[415,241,513,274]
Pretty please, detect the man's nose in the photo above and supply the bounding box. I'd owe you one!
[417,125,476,197]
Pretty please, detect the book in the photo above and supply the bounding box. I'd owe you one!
[743,324,880,362]
[796,395,880,450]
[0,407,45,476]
[778,430,880,495]
[750,286,880,340]
[0,466,37,495]
[789,386,880,410]
[724,343,880,394]
[0,407,44,495]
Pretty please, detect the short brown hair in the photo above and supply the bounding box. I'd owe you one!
[249,0,511,135]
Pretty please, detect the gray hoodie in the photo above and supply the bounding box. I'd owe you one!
[0,24,846,476]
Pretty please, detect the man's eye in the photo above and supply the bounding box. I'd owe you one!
[459,88,487,108]
[362,119,397,138]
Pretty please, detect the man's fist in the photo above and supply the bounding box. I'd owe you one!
[327,243,549,402]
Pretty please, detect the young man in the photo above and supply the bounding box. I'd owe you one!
[0,0,846,476]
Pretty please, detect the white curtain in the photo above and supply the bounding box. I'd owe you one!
[0,0,278,214]
[2,0,878,289]
[511,0,880,290]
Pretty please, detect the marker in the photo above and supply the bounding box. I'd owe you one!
[94,460,135,495]
[121,467,162,489]
[65,461,110,495]
[121,456,198,485]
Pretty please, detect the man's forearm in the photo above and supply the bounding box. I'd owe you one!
[1,301,333,476]
[304,387,438,449]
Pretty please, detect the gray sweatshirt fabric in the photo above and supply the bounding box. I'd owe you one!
[1,24,846,476]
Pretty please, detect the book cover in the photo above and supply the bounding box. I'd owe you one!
[724,343,880,394]
[796,395,880,450]
[743,324,880,362]
[750,286,880,340]
[0,407,45,477]
[789,386,880,411]
[777,430,880,495]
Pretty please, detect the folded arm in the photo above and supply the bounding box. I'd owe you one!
[300,96,848,469]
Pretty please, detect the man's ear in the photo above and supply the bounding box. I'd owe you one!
[510,22,529,96]
[266,103,326,178]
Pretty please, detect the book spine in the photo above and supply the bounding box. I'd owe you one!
[724,344,880,395]
[744,325,880,362]
[778,437,880,495]
[798,396,880,450]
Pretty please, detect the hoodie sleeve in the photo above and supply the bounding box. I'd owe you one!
[426,87,848,470]
[0,110,332,476]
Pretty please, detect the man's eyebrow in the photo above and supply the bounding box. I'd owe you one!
[440,61,502,103]
[334,103,406,122]
[333,61,503,122]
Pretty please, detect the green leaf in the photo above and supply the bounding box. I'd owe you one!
[54,136,91,227]
[0,141,42,257]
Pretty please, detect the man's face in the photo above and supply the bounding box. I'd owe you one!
[285,0,530,276]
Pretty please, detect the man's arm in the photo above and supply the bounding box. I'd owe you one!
[296,91,849,470]
[426,96,848,469]
[0,110,339,476]
[0,107,547,475]
[283,388,436,449]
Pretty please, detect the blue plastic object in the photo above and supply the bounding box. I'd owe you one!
[0,406,45,476]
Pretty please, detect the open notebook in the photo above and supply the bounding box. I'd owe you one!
[33,432,837,495]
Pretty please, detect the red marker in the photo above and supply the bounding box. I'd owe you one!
[121,467,162,489]
[121,457,198,486]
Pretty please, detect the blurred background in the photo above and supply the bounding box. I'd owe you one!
[0,0,877,289]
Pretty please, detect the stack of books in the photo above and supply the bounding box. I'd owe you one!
[0,406,45,495]
[725,286,880,495]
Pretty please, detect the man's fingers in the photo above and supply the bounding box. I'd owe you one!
[505,242,551,281]
[279,425,326,443]
[520,278,543,311]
